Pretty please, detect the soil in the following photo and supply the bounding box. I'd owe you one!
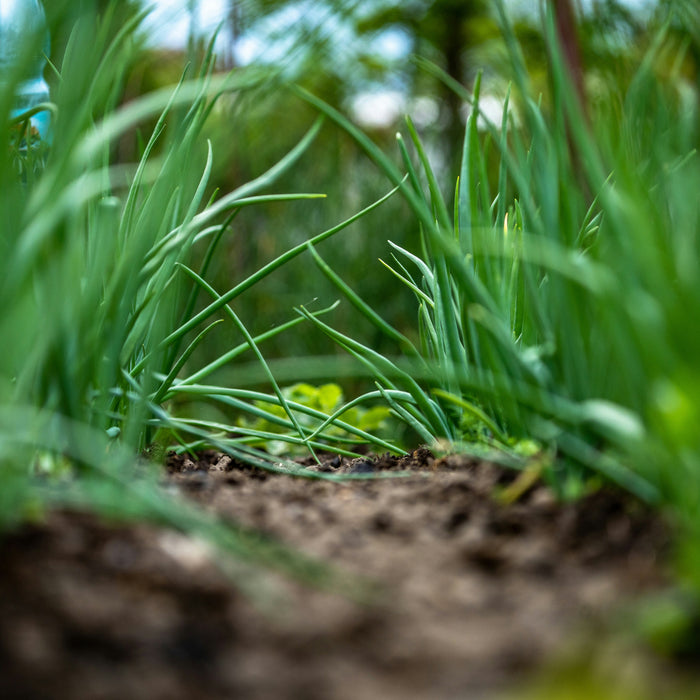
[0,448,689,699]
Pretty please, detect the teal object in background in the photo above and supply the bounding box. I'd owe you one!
[0,0,50,142]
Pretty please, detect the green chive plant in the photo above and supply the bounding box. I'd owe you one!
[293,0,700,529]
[0,0,404,558]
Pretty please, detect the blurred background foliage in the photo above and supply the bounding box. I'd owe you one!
[40,0,700,404]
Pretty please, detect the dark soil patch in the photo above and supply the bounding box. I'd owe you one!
[0,449,681,699]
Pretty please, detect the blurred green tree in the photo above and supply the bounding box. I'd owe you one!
[223,0,499,173]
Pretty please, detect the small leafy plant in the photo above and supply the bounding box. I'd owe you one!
[235,382,393,456]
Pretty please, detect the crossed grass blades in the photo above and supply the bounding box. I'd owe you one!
[293,1,700,585]
[0,4,399,591]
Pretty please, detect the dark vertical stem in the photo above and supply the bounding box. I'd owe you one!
[549,0,592,202]
[443,4,465,167]
[551,0,587,118]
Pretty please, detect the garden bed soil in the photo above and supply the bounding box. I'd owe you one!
[0,448,687,699]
